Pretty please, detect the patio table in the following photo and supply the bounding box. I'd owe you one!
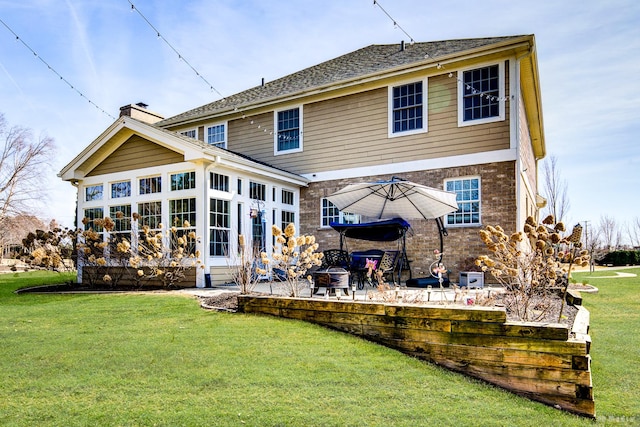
[350,250,384,289]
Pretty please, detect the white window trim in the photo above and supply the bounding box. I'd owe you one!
[138,175,162,196]
[281,188,295,205]
[388,77,428,138]
[206,121,228,149]
[84,184,104,202]
[273,105,303,155]
[169,170,197,192]
[209,197,231,258]
[444,176,482,228]
[110,180,132,199]
[457,61,505,127]
[320,197,361,228]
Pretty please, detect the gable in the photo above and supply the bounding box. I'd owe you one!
[85,134,184,177]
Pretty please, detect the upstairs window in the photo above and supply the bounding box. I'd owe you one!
[180,129,197,139]
[207,124,226,148]
[458,63,505,126]
[275,107,301,153]
[445,177,481,226]
[389,80,426,136]
[171,171,196,191]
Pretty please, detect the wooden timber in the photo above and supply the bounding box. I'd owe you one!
[238,295,595,418]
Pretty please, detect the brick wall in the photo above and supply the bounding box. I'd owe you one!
[300,161,517,283]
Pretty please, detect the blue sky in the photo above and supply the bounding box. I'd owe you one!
[1,0,639,237]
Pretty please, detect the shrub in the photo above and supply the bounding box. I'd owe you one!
[598,250,640,266]
[476,215,589,322]
[258,223,323,297]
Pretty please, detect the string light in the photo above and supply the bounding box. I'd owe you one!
[128,0,225,100]
[373,0,415,45]
[445,70,511,102]
[0,18,116,120]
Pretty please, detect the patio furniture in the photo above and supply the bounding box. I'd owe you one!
[378,250,400,285]
[350,249,384,289]
[320,249,351,270]
[312,267,350,296]
[330,217,412,284]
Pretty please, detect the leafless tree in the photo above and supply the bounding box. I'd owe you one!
[0,113,55,222]
[626,217,640,248]
[583,222,602,272]
[0,214,46,259]
[541,155,570,223]
[598,215,620,251]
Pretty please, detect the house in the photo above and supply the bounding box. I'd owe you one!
[59,34,546,287]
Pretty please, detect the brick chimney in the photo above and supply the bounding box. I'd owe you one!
[119,102,164,124]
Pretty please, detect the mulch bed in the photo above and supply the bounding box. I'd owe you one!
[199,292,240,312]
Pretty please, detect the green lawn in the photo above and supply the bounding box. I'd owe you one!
[0,269,637,426]
[572,267,640,424]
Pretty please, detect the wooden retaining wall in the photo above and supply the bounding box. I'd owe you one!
[238,295,594,418]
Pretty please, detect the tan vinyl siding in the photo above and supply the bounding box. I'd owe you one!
[87,135,184,176]
[227,112,274,161]
[227,72,510,175]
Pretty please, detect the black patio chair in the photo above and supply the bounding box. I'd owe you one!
[378,250,400,285]
[320,249,351,270]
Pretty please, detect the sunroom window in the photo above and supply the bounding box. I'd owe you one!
[85,185,103,201]
[209,198,230,257]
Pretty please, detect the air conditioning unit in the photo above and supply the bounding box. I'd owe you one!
[459,271,484,289]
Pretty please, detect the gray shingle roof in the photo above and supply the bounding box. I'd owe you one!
[157,36,527,127]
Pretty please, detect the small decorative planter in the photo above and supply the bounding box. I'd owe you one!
[238,290,594,418]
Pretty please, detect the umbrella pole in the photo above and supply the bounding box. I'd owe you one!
[435,218,448,263]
